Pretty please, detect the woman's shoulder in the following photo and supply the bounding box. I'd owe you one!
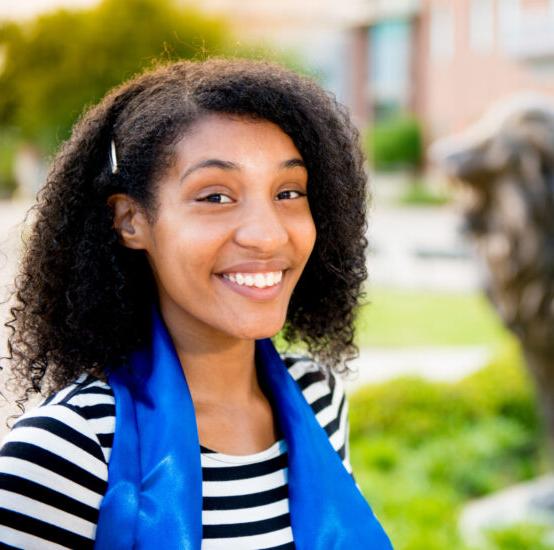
[7,373,116,464]
[282,353,351,469]
[0,374,114,546]
[282,352,346,408]
[40,372,114,407]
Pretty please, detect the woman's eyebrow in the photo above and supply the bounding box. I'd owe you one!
[279,158,306,170]
[180,159,237,182]
[180,157,306,182]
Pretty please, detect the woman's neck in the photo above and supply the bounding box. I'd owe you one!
[158,300,279,454]
[178,340,259,406]
[159,304,260,406]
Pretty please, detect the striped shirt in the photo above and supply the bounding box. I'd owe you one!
[0,356,352,549]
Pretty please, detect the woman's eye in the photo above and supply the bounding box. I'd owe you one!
[197,193,233,204]
[277,190,306,200]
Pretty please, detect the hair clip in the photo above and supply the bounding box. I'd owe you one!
[109,139,119,174]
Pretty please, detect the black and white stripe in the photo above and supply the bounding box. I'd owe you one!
[201,440,292,548]
[0,357,351,549]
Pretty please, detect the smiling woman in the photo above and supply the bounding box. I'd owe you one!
[0,60,393,549]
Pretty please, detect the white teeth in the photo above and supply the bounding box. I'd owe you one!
[222,271,283,288]
[254,274,266,288]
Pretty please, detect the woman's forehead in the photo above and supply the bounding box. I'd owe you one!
[172,114,304,168]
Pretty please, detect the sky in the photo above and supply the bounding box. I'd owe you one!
[0,0,98,20]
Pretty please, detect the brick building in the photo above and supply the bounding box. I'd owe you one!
[339,0,554,141]
[197,0,554,144]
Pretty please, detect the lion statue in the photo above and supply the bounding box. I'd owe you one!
[431,93,554,451]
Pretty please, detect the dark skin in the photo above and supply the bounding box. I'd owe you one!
[109,114,316,454]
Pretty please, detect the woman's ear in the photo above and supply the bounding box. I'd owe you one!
[107,194,151,250]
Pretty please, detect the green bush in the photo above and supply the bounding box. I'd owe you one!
[484,523,554,550]
[350,376,476,446]
[418,418,539,498]
[366,115,423,171]
[349,339,546,549]
[0,131,18,198]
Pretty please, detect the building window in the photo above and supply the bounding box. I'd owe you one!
[499,0,554,58]
[430,4,455,61]
[469,0,495,53]
[370,18,412,118]
[498,0,521,53]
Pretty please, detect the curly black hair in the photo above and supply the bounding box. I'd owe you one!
[4,58,369,405]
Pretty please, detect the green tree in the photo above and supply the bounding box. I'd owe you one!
[0,0,230,152]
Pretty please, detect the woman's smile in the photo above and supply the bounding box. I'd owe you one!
[215,259,289,301]
[222,271,283,289]
[216,271,285,301]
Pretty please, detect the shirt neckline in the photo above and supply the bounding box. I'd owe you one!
[200,438,286,465]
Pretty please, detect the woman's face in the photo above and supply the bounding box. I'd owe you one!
[121,113,316,342]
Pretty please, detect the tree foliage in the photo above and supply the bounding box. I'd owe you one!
[0,0,230,151]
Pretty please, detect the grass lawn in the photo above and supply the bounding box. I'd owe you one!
[396,181,452,207]
[355,288,509,348]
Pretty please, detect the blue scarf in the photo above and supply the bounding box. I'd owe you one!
[94,311,393,549]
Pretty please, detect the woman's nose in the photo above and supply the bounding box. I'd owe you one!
[234,199,289,253]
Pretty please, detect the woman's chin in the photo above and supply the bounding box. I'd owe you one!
[229,319,285,342]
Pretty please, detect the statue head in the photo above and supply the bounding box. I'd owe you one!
[431,93,554,347]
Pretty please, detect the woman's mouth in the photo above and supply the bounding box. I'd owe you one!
[216,270,285,301]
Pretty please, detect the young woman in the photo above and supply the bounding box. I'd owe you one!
[0,59,393,549]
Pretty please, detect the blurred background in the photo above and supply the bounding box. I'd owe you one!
[1,0,554,548]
